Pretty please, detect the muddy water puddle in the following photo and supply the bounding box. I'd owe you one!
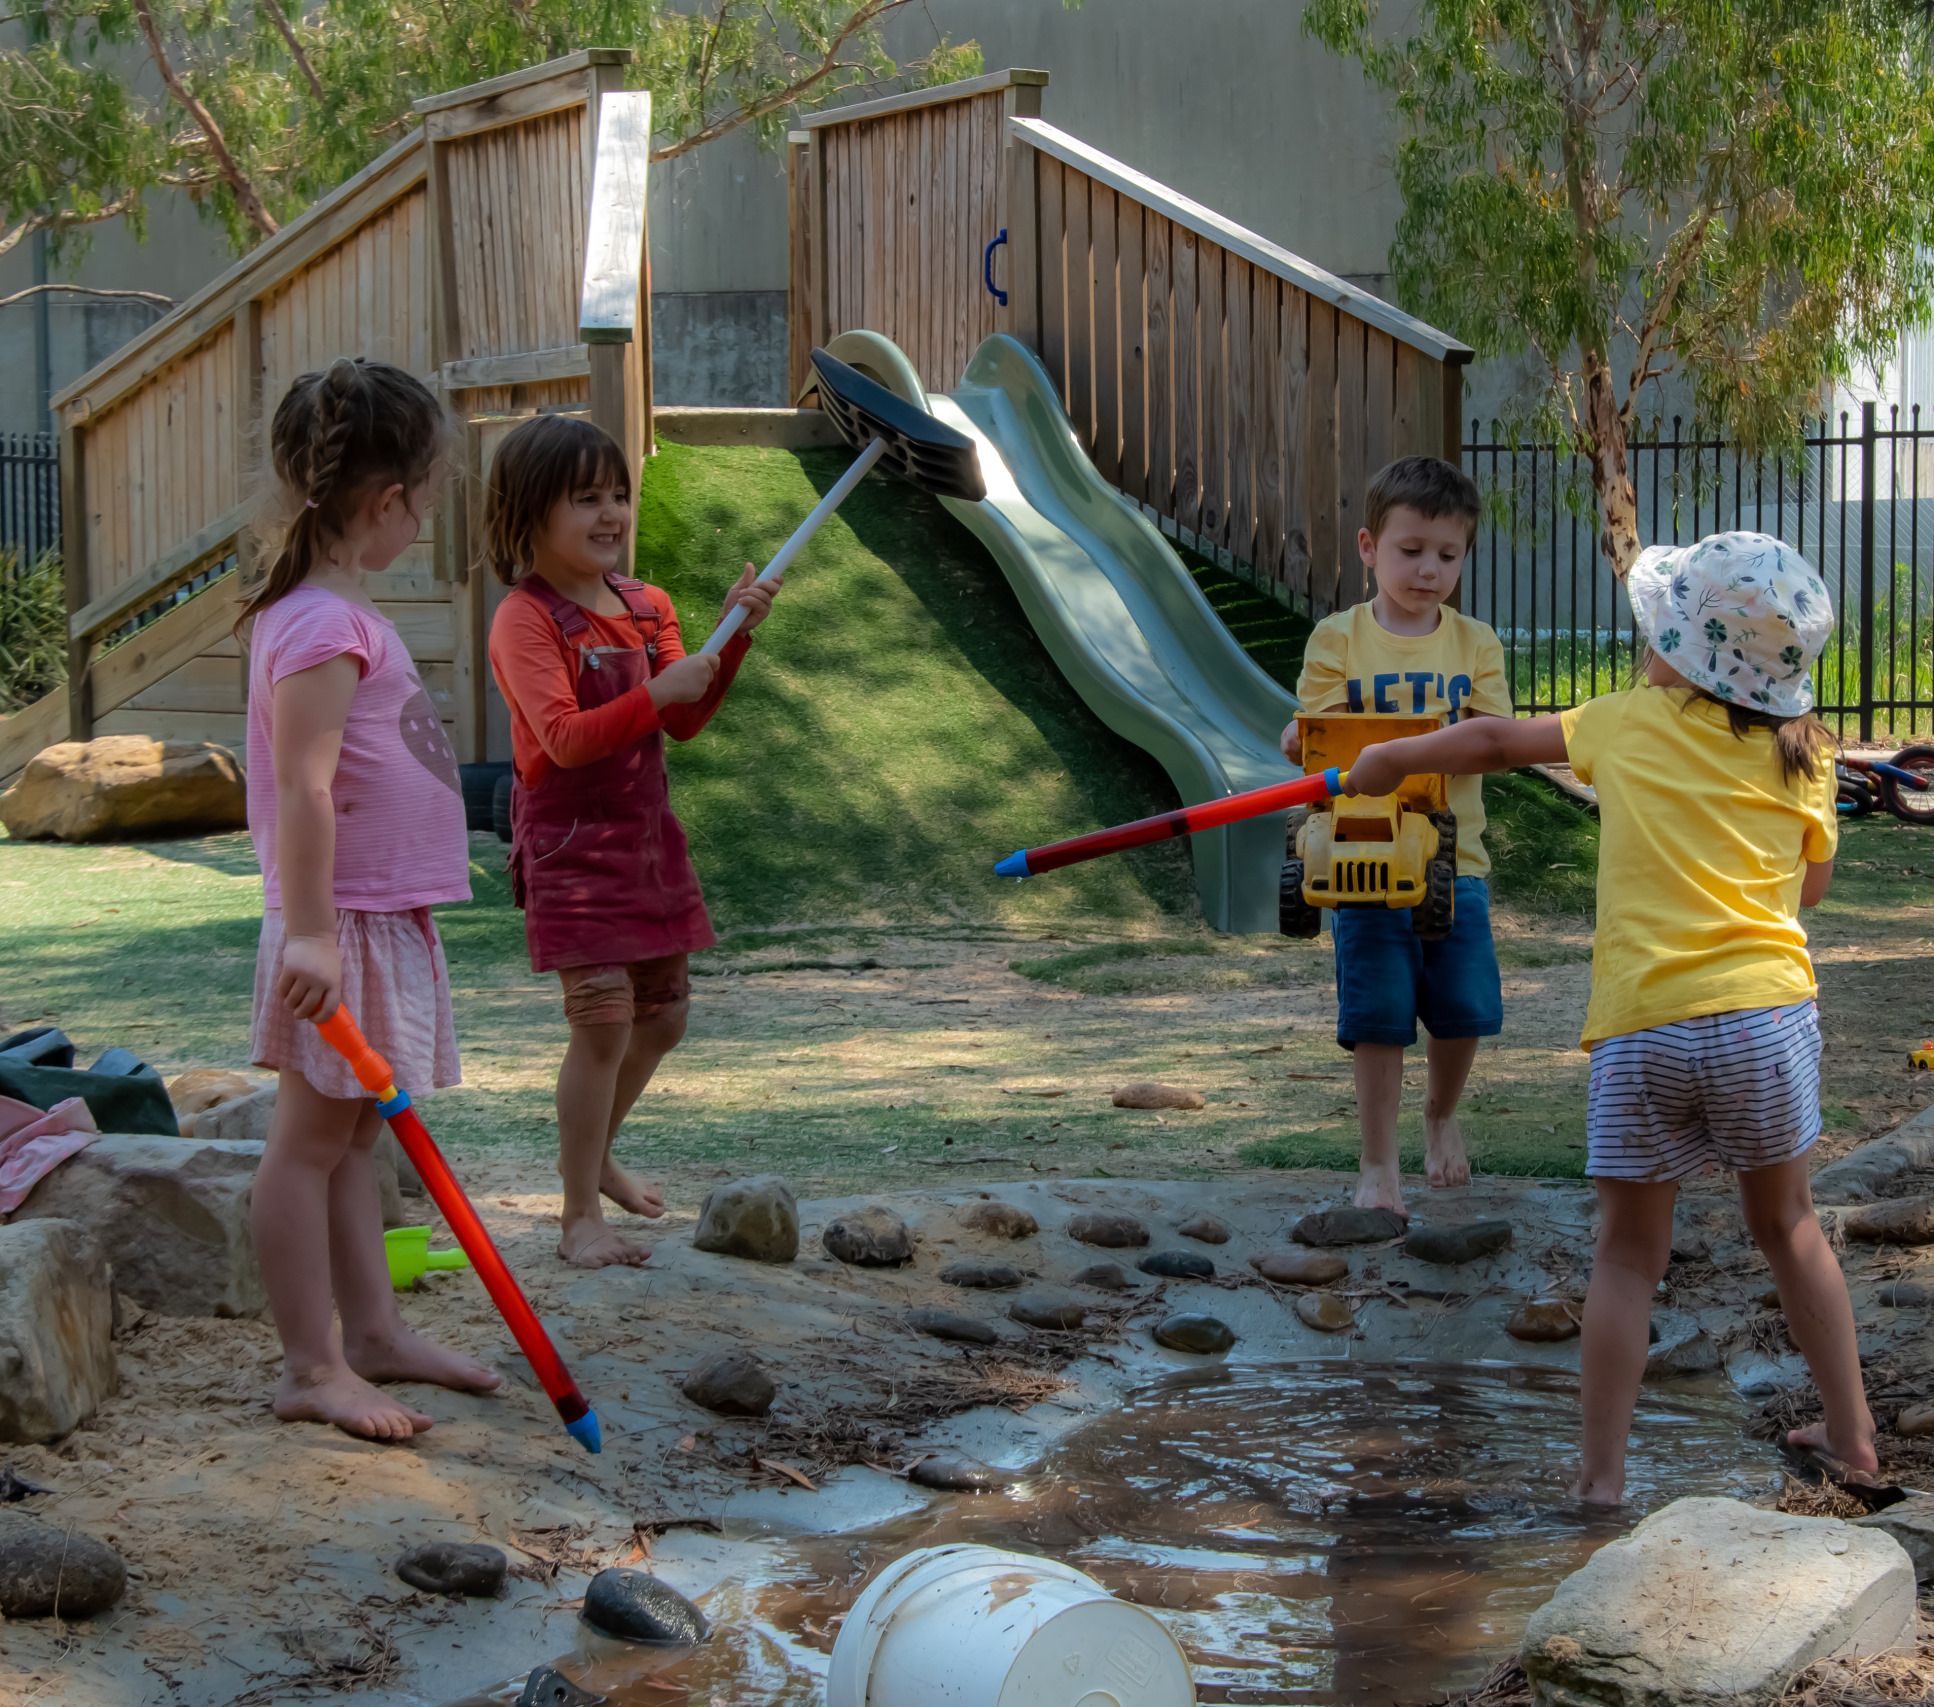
[463,1360,1779,1707]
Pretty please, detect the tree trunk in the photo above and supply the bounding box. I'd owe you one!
[1582,354,1639,579]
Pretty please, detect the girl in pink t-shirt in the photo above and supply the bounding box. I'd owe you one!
[243,358,499,1441]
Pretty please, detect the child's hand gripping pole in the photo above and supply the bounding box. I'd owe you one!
[995,767,1347,879]
[314,1006,602,1453]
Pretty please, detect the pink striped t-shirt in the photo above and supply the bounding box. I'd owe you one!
[246,585,472,912]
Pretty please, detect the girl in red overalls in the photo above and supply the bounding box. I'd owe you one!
[485,416,779,1267]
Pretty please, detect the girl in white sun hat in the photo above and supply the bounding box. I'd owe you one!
[1344,530,1875,1505]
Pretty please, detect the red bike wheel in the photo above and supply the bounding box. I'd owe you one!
[1880,745,1934,825]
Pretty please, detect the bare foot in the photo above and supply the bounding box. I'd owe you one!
[1568,1475,1624,1508]
[560,1216,651,1269]
[1354,1162,1407,1216]
[347,1326,502,1394]
[1425,1116,1472,1188]
[274,1365,432,1442]
[1787,1419,1881,1478]
[600,1158,667,1220]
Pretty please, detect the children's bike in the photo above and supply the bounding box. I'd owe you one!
[1835,745,1934,824]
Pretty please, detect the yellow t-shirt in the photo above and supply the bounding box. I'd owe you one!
[1295,602,1514,877]
[1559,685,1838,1048]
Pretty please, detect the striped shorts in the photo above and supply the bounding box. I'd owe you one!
[1585,1001,1822,1183]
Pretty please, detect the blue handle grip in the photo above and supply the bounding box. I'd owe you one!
[983,229,1009,306]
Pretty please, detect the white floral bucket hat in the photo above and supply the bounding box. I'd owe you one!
[1627,531,1834,717]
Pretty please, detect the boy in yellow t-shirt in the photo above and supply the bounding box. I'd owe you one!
[1281,457,1513,1216]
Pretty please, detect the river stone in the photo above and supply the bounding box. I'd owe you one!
[680,1353,775,1418]
[1066,1210,1150,1248]
[822,1206,913,1268]
[1899,1403,1934,1438]
[1153,1312,1235,1354]
[1841,1196,1934,1246]
[1877,1281,1934,1308]
[1507,1298,1581,1342]
[1009,1291,1087,1331]
[12,1134,263,1316]
[957,1200,1037,1239]
[1671,1226,1715,1263]
[940,1260,1024,1291]
[1296,1292,1354,1333]
[1292,1206,1406,1247]
[0,736,245,842]
[396,1541,506,1598]
[518,1666,604,1707]
[693,1175,799,1264]
[1139,1249,1216,1281]
[1757,1286,1786,1310]
[582,1569,709,1645]
[0,1514,127,1618]
[1646,1325,1722,1378]
[1250,1248,1350,1286]
[0,1220,116,1444]
[1404,1220,1513,1265]
[1072,1262,1134,1292]
[910,1451,1005,1493]
[1856,1495,1934,1587]
[1520,1497,1916,1706]
[906,1308,999,1346]
[167,1067,261,1123]
[1177,1213,1231,1245]
[1111,1082,1205,1111]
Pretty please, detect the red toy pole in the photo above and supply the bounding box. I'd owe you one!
[994,766,1347,879]
[315,1007,601,1453]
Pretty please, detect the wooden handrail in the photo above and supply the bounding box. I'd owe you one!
[1009,118,1473,367]
[797,67,1047,130]
[413,48,628,116]
[69,503,248,643]
[580,91,653,344]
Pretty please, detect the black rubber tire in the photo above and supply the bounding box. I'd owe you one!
[1880,745,1934,825]
[1838,769,1880,818]
[1430,809,1457,864]
[460,761,513,833]
[1279,859,1322,939]
[1413,858,1456,940]
[492,771,514,843]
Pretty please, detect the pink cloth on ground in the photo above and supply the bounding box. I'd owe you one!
[0,1095,98,1214]
[246,585,472,912]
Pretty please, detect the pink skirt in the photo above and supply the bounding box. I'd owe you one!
[251,908,461,1102]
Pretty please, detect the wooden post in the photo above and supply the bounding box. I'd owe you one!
[231,299,263,582]
[580,90,653,557]
[59,420,92,741]
[1008,135,1041,355]
[1442,353,1469,468]
[809,127,831,359]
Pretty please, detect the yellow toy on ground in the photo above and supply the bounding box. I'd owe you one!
[1912,1041,1934,1070]
[1280,713,1458,941]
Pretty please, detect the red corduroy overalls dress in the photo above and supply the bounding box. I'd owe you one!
[507,574,715,972]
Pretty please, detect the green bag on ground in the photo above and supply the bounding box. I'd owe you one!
[0,1028,179,1137]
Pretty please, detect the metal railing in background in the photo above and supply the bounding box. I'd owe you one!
[0,432,59,573]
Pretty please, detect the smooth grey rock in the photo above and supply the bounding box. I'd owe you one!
[1841,1196,1934,1246]
[13,1135,263,1316]
[1008,1291,1087,1331]
[1177,1213,1231,1245]
[1250,1248,1349,1286]
[1507,1298,1581,1343]
[905,1308,998,1346]
[582,1569,709,1644]
[1899,1403,1934,1438]
[909,1451,1005,1493]
[822,1206,914,1267]
[1139,1249,1215,1281]
[1520,1497,1916,1706]
[693,1175,799,1264]
[939,1260,1024,1291]
[680,1353,775,1418]
[1671,1225,1714,1263]
[1855,1495,1934,1587]
[396,1541,506,1598]
[1810,1114,1934,1204]
[0,1514,126,1618]
[1065,1210,1149,1248]
[1296,1292,1354,1333]
[1404,1220,1513,1265]
[1292,1206,1406,1247]
[1072,1262,1134,1292]
[1646,1326,1723,1379]
[1110,1082,1205,1110]
[518,1665,605,1707]
[0,1221,116,1444]
[1877,1281,1934,1308]
[1153,1313,1235,1354]
[956,1200,1037,1239]
[181,1084,277,1147]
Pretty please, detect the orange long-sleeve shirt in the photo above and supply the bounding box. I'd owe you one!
[488,580,751,787]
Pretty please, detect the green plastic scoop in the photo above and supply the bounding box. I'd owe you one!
[385,1225,473,1290]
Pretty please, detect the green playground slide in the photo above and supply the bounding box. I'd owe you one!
[823,329,1303,934]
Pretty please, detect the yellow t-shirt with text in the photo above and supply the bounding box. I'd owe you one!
[1295,602,1514,877]
[1559,685,1838,1048]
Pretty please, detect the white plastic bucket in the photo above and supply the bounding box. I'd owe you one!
[824,1543,1195,1707]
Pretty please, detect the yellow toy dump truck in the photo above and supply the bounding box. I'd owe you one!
[1280,713,1458,941]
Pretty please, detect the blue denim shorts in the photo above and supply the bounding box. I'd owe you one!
[1329,875,1503,1049]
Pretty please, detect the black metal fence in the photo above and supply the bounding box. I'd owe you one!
[1463,405,1934,740]
[1,432,60,575]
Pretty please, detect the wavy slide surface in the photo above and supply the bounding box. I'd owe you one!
[825,330,1301,933]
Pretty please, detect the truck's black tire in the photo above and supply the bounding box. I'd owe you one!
[1279,859,1322,938]
[460,761,513,833]
[1413,858,1456,940]
[492,771,515,843]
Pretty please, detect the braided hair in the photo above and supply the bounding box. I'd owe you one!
[242,357,449,623]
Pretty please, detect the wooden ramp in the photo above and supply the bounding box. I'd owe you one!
[1,51,653,784]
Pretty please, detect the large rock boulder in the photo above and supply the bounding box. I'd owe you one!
[0,1514,127,1619]
[0,736,245,842]
[1520,1497,1916,1706]
[692,1175,799,1264]
[1856,1495,1934,1587]
[13,1135,262,1317]
[0,1220,116,1443]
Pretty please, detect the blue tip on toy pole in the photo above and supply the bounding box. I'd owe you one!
[565,1409,603,1453]
[993,849,1032,879]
